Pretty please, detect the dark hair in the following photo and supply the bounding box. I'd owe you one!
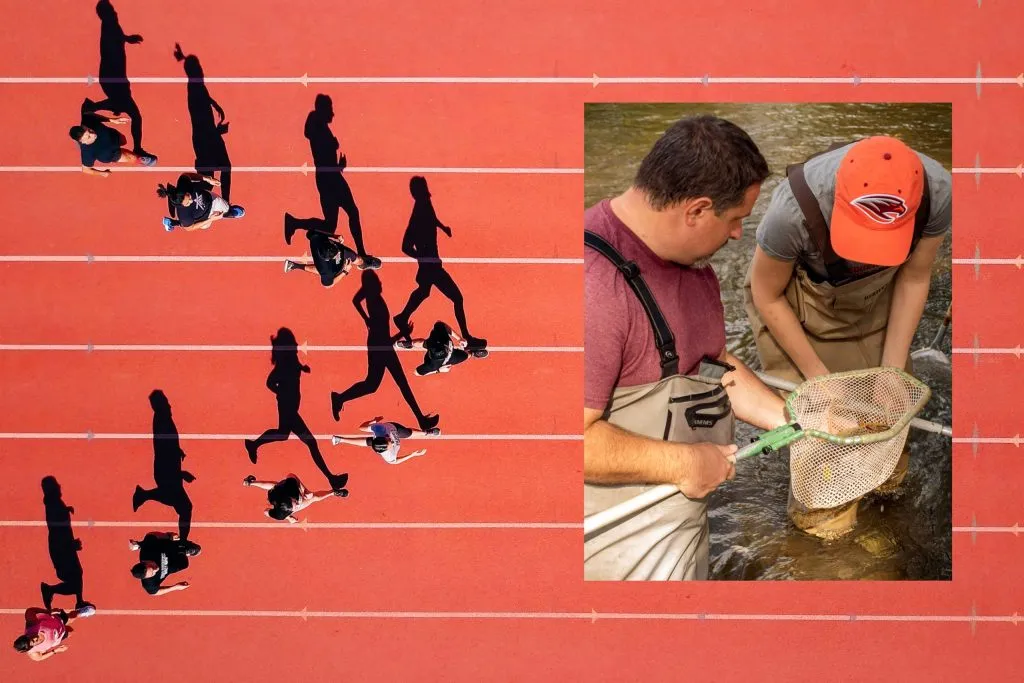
[633,115,770,213]
[13,635,32,652]
[156,183,188,205]
[369,436,390,453]
[267,505,291,521]
[130,562,148,579]
[69,126,86,141]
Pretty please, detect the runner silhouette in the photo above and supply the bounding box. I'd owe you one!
[244,328,349,491]
[84,0,152,157]
[393,176,486,350]
[132,391,195,541]
[330,270,441,431]
[174,44,232,202]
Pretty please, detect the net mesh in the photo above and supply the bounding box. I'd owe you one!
[785,367,931,510]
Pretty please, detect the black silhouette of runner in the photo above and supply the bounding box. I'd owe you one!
[132,391,195,542]
[281,95,370,258]
[173,43,232,202]
[83,0,152,158]
[39,477,96,617]
[245,328,349,491]
[393,176,486,350]
[330,270,440,431]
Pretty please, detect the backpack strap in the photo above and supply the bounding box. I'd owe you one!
[584,230,680,379]
[786,141,931,284]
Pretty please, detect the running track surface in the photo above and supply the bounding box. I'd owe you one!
[2,1,1023,681]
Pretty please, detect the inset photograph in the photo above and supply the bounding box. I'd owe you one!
[583,103,952,581]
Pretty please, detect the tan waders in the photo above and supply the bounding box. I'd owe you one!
[583,231,736,580]
[740,150,929,539]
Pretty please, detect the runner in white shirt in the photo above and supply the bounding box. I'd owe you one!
[331,416,438,464]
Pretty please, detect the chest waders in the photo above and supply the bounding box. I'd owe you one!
[741,143,930,538]
[584,231,736,581]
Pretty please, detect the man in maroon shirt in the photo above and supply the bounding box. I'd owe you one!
[584,115,788,581]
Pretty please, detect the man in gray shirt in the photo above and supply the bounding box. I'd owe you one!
[743,135,951,539]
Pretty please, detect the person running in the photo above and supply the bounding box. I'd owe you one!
[242,473,348,523]
[397,320,489,376]
[70,99,156,177]
[244,328,350,491]
[128,531,197,596]
[285,226,381,287]
[157,173,245,232]
[331,416,437,465]
[13,605,94,662]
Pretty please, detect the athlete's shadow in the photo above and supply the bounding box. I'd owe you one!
[84,0,151,156]
[132,391,194,541]
[245,328,348,490]
[40,477,95,613]
[393,176,486,349]
[296,94,368,256]
[331,270,440,431]
[173,43,232,202]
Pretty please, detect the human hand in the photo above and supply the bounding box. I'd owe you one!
[205,175,221,186]
[216,122,230,135]
[871,369,911,425]
[109,116,131,124]
[676,443,737,499]
[441,225,452,237]
[338,153,347,170]
[126,34,144,44]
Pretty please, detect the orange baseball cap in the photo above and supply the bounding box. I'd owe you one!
[830,136,925,267]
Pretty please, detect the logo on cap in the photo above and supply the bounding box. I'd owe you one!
[849,194,909,225]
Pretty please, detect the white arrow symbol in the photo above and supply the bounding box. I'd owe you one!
[300,73,309,88]
[300,162,309,176]
[591,73,599,88]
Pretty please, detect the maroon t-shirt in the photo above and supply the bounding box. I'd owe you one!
[584,199,728,411]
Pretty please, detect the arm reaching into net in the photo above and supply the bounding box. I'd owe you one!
[584,408,736,499]
[719,350,789,431]
[749,245,830,380]
[881,234,944,370]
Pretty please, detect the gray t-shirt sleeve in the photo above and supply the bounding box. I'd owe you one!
[755,178,811,262]
[920,155,952,238]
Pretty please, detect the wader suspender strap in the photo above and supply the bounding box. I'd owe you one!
[786,143,931,284]
[584,230,680,379]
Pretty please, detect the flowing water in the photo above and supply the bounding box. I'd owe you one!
[584,103,953,580]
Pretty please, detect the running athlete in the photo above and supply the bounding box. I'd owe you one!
[285,228,381,288]
[331,416,437,465]
[242,473,348,522]
[13,606,94,662]
[397,320,489,376]
[157,173,244,232]
[69,99,156,176]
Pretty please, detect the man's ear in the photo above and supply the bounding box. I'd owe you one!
[681,197,713,225]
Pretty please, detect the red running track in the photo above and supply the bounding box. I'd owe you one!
[2,0,1023,681]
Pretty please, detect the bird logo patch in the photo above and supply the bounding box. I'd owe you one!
[850,194,908,224]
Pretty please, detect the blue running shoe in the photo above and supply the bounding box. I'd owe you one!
[226,205,245,219]
[162,218,175,232]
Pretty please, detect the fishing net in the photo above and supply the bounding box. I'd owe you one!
[784,367,931,509]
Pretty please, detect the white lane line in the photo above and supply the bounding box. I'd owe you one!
[0,432,583,441]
